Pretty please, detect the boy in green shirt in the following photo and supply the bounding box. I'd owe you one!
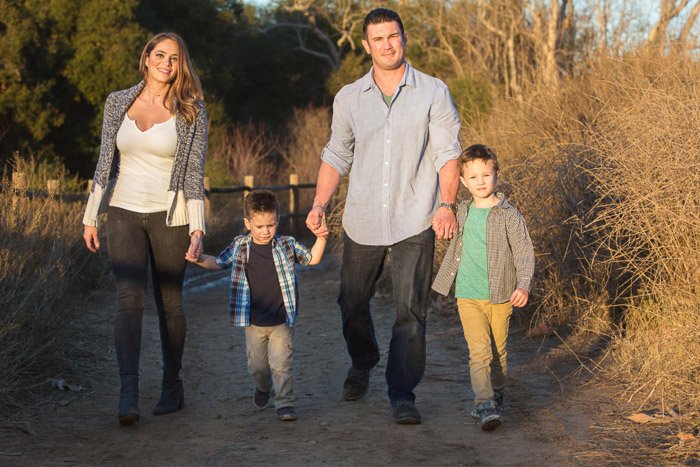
[432,144,535,431]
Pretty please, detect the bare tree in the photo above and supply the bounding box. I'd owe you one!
[260,0,369,70]
[678,1,700,45]
[648,0,692,46]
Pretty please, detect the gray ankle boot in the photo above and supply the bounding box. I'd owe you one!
[118,375,140,426]
[153,370,184,415]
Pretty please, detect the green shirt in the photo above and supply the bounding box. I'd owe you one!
[455,203,490,299]
[382,93,393,107]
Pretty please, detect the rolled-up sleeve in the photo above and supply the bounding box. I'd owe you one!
[320,90,355,177]
[429,84,462,172]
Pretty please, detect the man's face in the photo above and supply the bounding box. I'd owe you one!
[362,21,407,72]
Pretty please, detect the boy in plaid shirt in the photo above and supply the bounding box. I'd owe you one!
[432,145,534,431]
[186,190,327,421]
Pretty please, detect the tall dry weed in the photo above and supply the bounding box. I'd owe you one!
[282,106,330,184]
[0,178,101,406]
[466,50,699,410]
[206,121,279,187]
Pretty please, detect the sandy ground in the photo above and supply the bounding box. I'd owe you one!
[0,253,600,465]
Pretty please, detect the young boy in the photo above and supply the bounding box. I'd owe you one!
[432,144,535,431]
[186,189,328,421]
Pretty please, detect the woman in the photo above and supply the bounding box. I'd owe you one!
[82,32,207,426]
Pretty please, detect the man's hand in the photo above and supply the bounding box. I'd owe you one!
[306,204,326,236]
[432,207,457,240]
[187,230,204,261]
[509,288,529,308]
[83,225,100,253]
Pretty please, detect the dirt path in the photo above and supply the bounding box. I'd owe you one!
[1,255,595,465]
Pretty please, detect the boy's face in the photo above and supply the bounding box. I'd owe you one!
[244,211,278,245]
[460,159,499,200]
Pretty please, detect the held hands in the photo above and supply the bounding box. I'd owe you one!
[306,204,329,238]
[509,288,529,308]
[83,225,100,253]
[186,230,204,262]
[432,207,457,240]
[315,215,329,239]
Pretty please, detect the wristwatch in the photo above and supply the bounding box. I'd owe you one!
[438,202,457,214]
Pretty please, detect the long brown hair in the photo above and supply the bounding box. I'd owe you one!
[139,32,203,125]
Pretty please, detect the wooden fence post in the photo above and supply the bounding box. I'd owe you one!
[244,175,254,198]
[11,171,27,210]
[204,176,211,221]
[47,180,61,198]
[289,173,299,238]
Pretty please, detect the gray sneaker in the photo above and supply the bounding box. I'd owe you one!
[477,400,501,431]
[471,393,503,418]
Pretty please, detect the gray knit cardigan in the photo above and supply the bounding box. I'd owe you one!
[82,81,208,234]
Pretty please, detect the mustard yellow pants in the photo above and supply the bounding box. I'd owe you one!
[457,298,513,405]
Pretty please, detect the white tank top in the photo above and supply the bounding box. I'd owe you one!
[110,114,177,213]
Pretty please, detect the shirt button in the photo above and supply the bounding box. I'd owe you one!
[450,272,455,276]
[456,258,460,262]
[383,204,387,208]
[384,183,388,187]
[385,162,389,166]
[386,139,390,143]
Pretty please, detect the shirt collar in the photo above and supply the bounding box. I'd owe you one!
[361,62,415,93]
[243,233,280,248]
[465,192,511,210]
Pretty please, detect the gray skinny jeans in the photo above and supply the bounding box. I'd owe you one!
[106,206,190,379]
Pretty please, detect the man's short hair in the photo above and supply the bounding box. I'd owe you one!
[362,8,404,39]
[244,189,279,218]
[459,144,500,173]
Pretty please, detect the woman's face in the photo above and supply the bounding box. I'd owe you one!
[144,38,179,85]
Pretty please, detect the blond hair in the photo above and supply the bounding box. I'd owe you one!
[139,32,203,125]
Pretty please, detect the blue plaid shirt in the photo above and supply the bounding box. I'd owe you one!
[215,234,312,327]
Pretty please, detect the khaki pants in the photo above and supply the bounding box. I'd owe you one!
[457,298,513,405]
[244,324,295,408]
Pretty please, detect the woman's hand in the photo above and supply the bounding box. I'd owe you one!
[187,230,204,260]
[83,225,100,253]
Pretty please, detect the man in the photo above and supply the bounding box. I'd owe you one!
[306,7,461,424]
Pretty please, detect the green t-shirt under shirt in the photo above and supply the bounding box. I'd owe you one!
[455,203,491,300]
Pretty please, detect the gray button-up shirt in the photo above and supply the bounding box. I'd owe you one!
[321,64,462,246]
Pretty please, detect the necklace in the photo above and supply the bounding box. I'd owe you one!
[144,85,166,98]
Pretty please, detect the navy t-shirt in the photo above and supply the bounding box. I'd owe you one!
[246,242,287,326]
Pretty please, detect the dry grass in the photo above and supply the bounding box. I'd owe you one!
[0,165,103,406]
[466,49,700,412]
[281,106,330,185]
[206,121,279,187]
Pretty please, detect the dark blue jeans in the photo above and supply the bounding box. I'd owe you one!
[338,228,435,404]
[106,207,190,379]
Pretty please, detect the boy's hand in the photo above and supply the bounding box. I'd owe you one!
[509,288,529,308]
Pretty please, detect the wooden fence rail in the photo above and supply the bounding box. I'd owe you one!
[205,174,316,238]
[4,172,316,238]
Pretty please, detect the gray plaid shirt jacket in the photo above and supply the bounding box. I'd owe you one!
[431,193,535,304]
